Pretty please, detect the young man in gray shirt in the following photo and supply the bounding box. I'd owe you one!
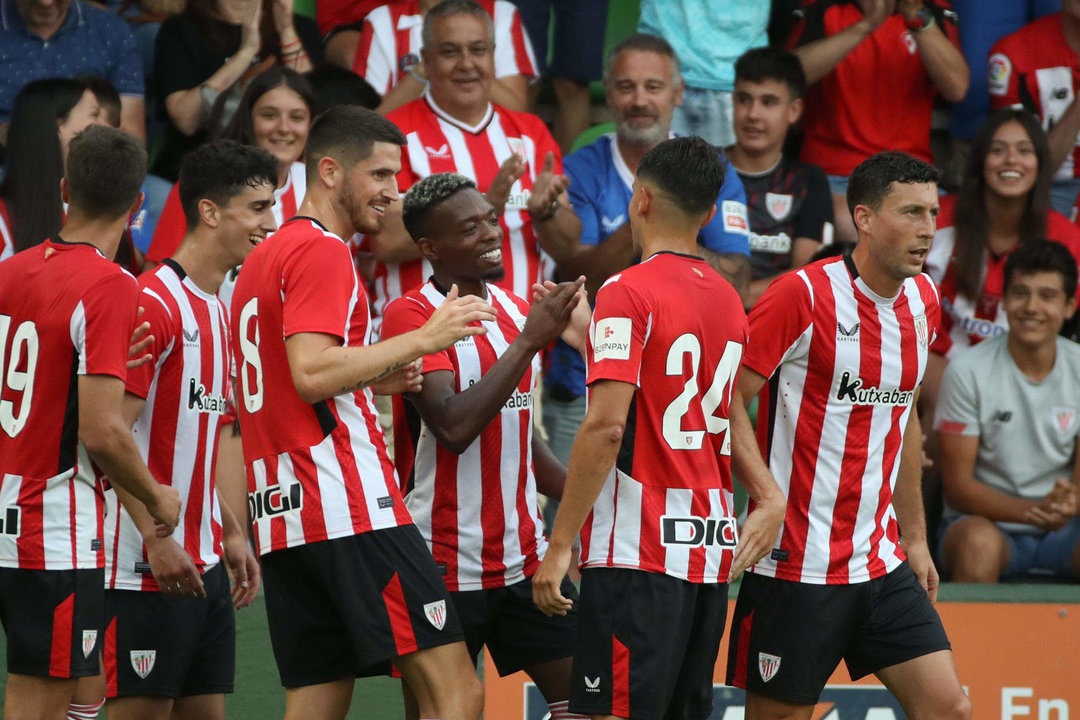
[935,239,1080,582]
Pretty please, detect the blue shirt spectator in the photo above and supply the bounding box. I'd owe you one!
[0,0,144,136]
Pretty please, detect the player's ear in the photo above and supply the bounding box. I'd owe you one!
[317,156,341,189]
[788,96,804,124]
[699,203,717,230]
[852,203,873,235]
[416,236,438,261]
[59,177,71,205]
[198,198,219,229]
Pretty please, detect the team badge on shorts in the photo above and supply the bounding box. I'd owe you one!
[758,652,781,683]
[82,630,98,658]
[130,650,157,679]
[424,600,447,630]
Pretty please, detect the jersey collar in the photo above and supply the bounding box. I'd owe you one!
[423,89,494,135]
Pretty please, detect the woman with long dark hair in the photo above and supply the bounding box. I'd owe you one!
[0,78,106,259]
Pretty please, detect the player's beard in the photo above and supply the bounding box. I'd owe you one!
[339,175,383,235]
[615,112,668,147]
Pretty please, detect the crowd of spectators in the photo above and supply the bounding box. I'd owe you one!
[2,0,1079,584]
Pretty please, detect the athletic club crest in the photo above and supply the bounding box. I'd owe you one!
[758,652,781,683]
[424,600,447,630]
[765,192,793,221]
[1053,407,1076,434]
[82,630,97,658]
[914,314,928,350]
[130,650,156,679]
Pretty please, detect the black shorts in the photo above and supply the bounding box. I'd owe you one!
[103,563,235,698]
[570,568,728,720]
[725,562,952,705]
[453,575,578,677]
[0,567,103,678]
[261,526,465,689]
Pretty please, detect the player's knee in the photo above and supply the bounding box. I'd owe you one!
[940,689,973,720]
[949,518,1005,563]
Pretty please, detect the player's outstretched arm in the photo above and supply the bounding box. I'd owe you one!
[78,375,181,535]
[894,389,939,601]
[532,434,567,502]
[729,369,787,579]
[408,279,583,453]
[218,487,260,609]
[533,379,635,617]
[287,284,496,403]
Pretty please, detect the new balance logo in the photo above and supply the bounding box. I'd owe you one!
[991,410,1013,423]
[584,676,600,693]
[835,371,914,406]
[182,327,199,344]
[248,484,303,520]
[188,378,227,414]
[836,321,860,340]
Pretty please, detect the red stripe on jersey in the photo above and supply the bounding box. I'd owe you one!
[612,636,631,718]
[49,592,74,677]
[826,293,882,579]
[473,328,508,585]
[351,19,376,77]
[16,479,44,569]
[327,407,373,533]
[514,405,538,578]
[686,491,710,583]
[637,485,665,572]
[291,447,329,542]
[780,270,837,574]
[731,610,754,688]
[432,443,461,584]
[382,573,418,656]
[509,11,535,76]
[104,618,118,697]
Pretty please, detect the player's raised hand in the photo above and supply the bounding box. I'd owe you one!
[521,277,585,351]
[371,359,424,395]
[857,0,895,29]
[419,284,497,353]
[146,536,207,598]
[532,543,574,616]
[486,154,525,215]
[223,531,261,609]
[526,152,570,221]
[148,484,182,537]
[729,489,785,580]
[127,307,153,370]
[532,280,591,353]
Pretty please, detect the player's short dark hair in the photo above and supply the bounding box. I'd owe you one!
[422,0,494,50]
[637,136,726,217]
[66,125,146,220]
[178,140,277,231]
[734,46,806,100]
[846,151,941,218]
[1004,238,1078,299]
[304,105,405,182]
[401,173,477,242]
[603,32,682,86]
[305,65,381,111]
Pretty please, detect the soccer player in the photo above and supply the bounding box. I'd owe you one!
[381,172,587,720]
[98,140,274,720]
[533,136,786,720]
[0,125,181,720]
[724,151,971,720]
[230,105,495,720]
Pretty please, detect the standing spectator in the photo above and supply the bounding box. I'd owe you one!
[637,0,769,147]
[510,0,609,153]
[151,0,321,181]
[367,0,580,325]
[728,46,834,307]
[0,125,180,720]
[0,0,145,139]
[936,240,1080,582]
[725,152,970,720]
[326,0,535,115]
[988,2,1080,216]
[787,0,968,244]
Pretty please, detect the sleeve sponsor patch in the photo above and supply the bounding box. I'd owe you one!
[722,200,749,235]
[593,317,632,362]
[987,53,1011,96]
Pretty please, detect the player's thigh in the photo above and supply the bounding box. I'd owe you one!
[172,692,225,720]
[488,576,577,680]
[744,692,817,720]
[178,565,235,698]
[4,673,77,720]
[0,567,103,680]
[725,573,852,706]
[875,650,971,720]
[395,640,482,715]
[105,695,174,720]
[283,679,355,720]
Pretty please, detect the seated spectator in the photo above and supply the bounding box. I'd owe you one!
[0,0,145,140]
[542,32,751,472]
[326,0,535,116]
[145,66,315,304]
[151,0,321,181]
[0,78,108,261]
[727,46,833,306]
[786,0,968,243]
[936,239,1080,583]
[989,3,1080,216]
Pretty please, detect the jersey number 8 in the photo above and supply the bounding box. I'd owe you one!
[237,299,264,412]
[0,314,38,438]
[662,334,741,454]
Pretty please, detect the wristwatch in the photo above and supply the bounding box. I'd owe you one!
[903,6,935,33]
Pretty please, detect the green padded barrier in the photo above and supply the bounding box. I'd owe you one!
[569,121,615,153]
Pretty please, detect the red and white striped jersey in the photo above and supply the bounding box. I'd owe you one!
[375,93,561,325]
[0,199,13,262]
[231,216,413,556]
[382,281,545,591]
[745,254,941,585]
[0,239,139,570]
[105,261,227,590]
[925,195,1080,357]
[351,0,536,95]
[579,252,748,584]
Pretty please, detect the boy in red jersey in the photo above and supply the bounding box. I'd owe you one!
[533,136,785,720]
[726,151,970,720]
[230,105,495,720]
[0,126,181,720]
